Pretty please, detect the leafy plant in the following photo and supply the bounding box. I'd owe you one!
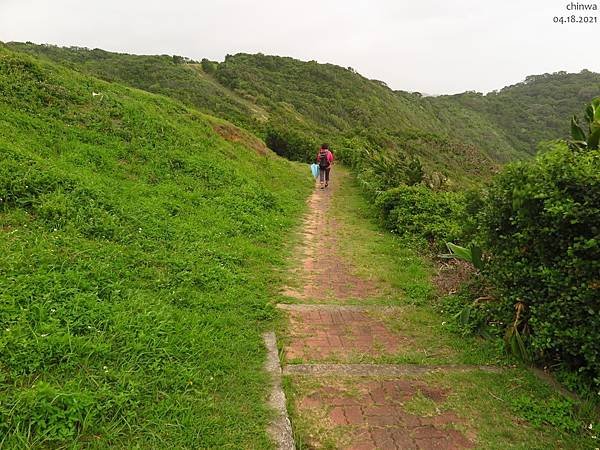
[504,301,531,362]
[570,97,600,151]
[375,185,464,249]
[511,394,580,432]
[440,242,484,270]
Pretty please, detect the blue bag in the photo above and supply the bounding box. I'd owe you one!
[310,163,320,178]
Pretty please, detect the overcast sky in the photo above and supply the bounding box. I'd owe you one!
[0,0,596,94]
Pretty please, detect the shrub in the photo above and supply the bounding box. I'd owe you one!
[375,185,464,249]
[478,143,600,384]
[264,124,315,163]
[201,58,218,75]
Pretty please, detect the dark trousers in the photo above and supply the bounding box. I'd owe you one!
[319,166,331,183]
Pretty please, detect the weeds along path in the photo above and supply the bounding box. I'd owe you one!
[270,168,586,449]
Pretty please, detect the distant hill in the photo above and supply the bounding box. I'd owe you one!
[443,70,600,155]
[5,42,600,183]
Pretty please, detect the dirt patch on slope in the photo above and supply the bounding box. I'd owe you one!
[211,122,269,155]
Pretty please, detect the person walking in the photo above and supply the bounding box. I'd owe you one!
[316,144,334,189]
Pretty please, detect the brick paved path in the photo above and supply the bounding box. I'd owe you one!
[277,178,476,449]
[296,378,473,450]
[282,184,379,301]
[279,304,407,362]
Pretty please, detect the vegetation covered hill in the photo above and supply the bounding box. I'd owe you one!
[4,42,268,132]
[0,43,522,183]
[214,53,520,178]
[0,46,311,447]
[7,42,599,184]
[443,70,600,155]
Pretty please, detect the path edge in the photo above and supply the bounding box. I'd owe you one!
[283,363,502,376]
[263,331,295,450]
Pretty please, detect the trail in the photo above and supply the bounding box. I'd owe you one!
[268,170,582,450]
[274,172,478,450]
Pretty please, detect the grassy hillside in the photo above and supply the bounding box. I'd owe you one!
[0,47,312,448]
[7,43,599,183]
[2,43,521,181]
[5,42,268,132]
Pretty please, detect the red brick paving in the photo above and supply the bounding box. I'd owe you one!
[296,379,473,449]
[282,306,408,361]
[282,181,380,301]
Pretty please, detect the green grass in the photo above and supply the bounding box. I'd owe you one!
[0,48,313,448]
[429,369,598,449]
[330,169,434,305]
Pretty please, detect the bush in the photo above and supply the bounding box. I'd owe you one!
[201,58,217,75]
[478,143,600,384]
[375,185,464,249]
[264,124,315,163]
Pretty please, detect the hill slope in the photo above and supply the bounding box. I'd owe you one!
[0,47,311,447]
[1,43,525,181]
[4,42,268,132]
[8,43,599,182]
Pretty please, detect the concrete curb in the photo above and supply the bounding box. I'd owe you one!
[263,332,295,450]
[284,363,503,377]
[276,303,398,312]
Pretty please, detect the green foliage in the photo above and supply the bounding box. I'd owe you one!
[442,288,503,339]
[338,136,430,196]
[5,42,264,132]
[375,186,464,249]
[440,242,483,270]
[504,302,532,364]
[4,39,600,432]
[265,123,316,162]
[447,70,600,155]
[478,143,600,384]
[511,395,581,432]
[7,42,600,186]
[0,382,94,442]
[213,52,522,177]
[201,58,217,75]
[406,156,425,185]
[570,97,600,151]
[0,47,311,447]
[4,43,527,182]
